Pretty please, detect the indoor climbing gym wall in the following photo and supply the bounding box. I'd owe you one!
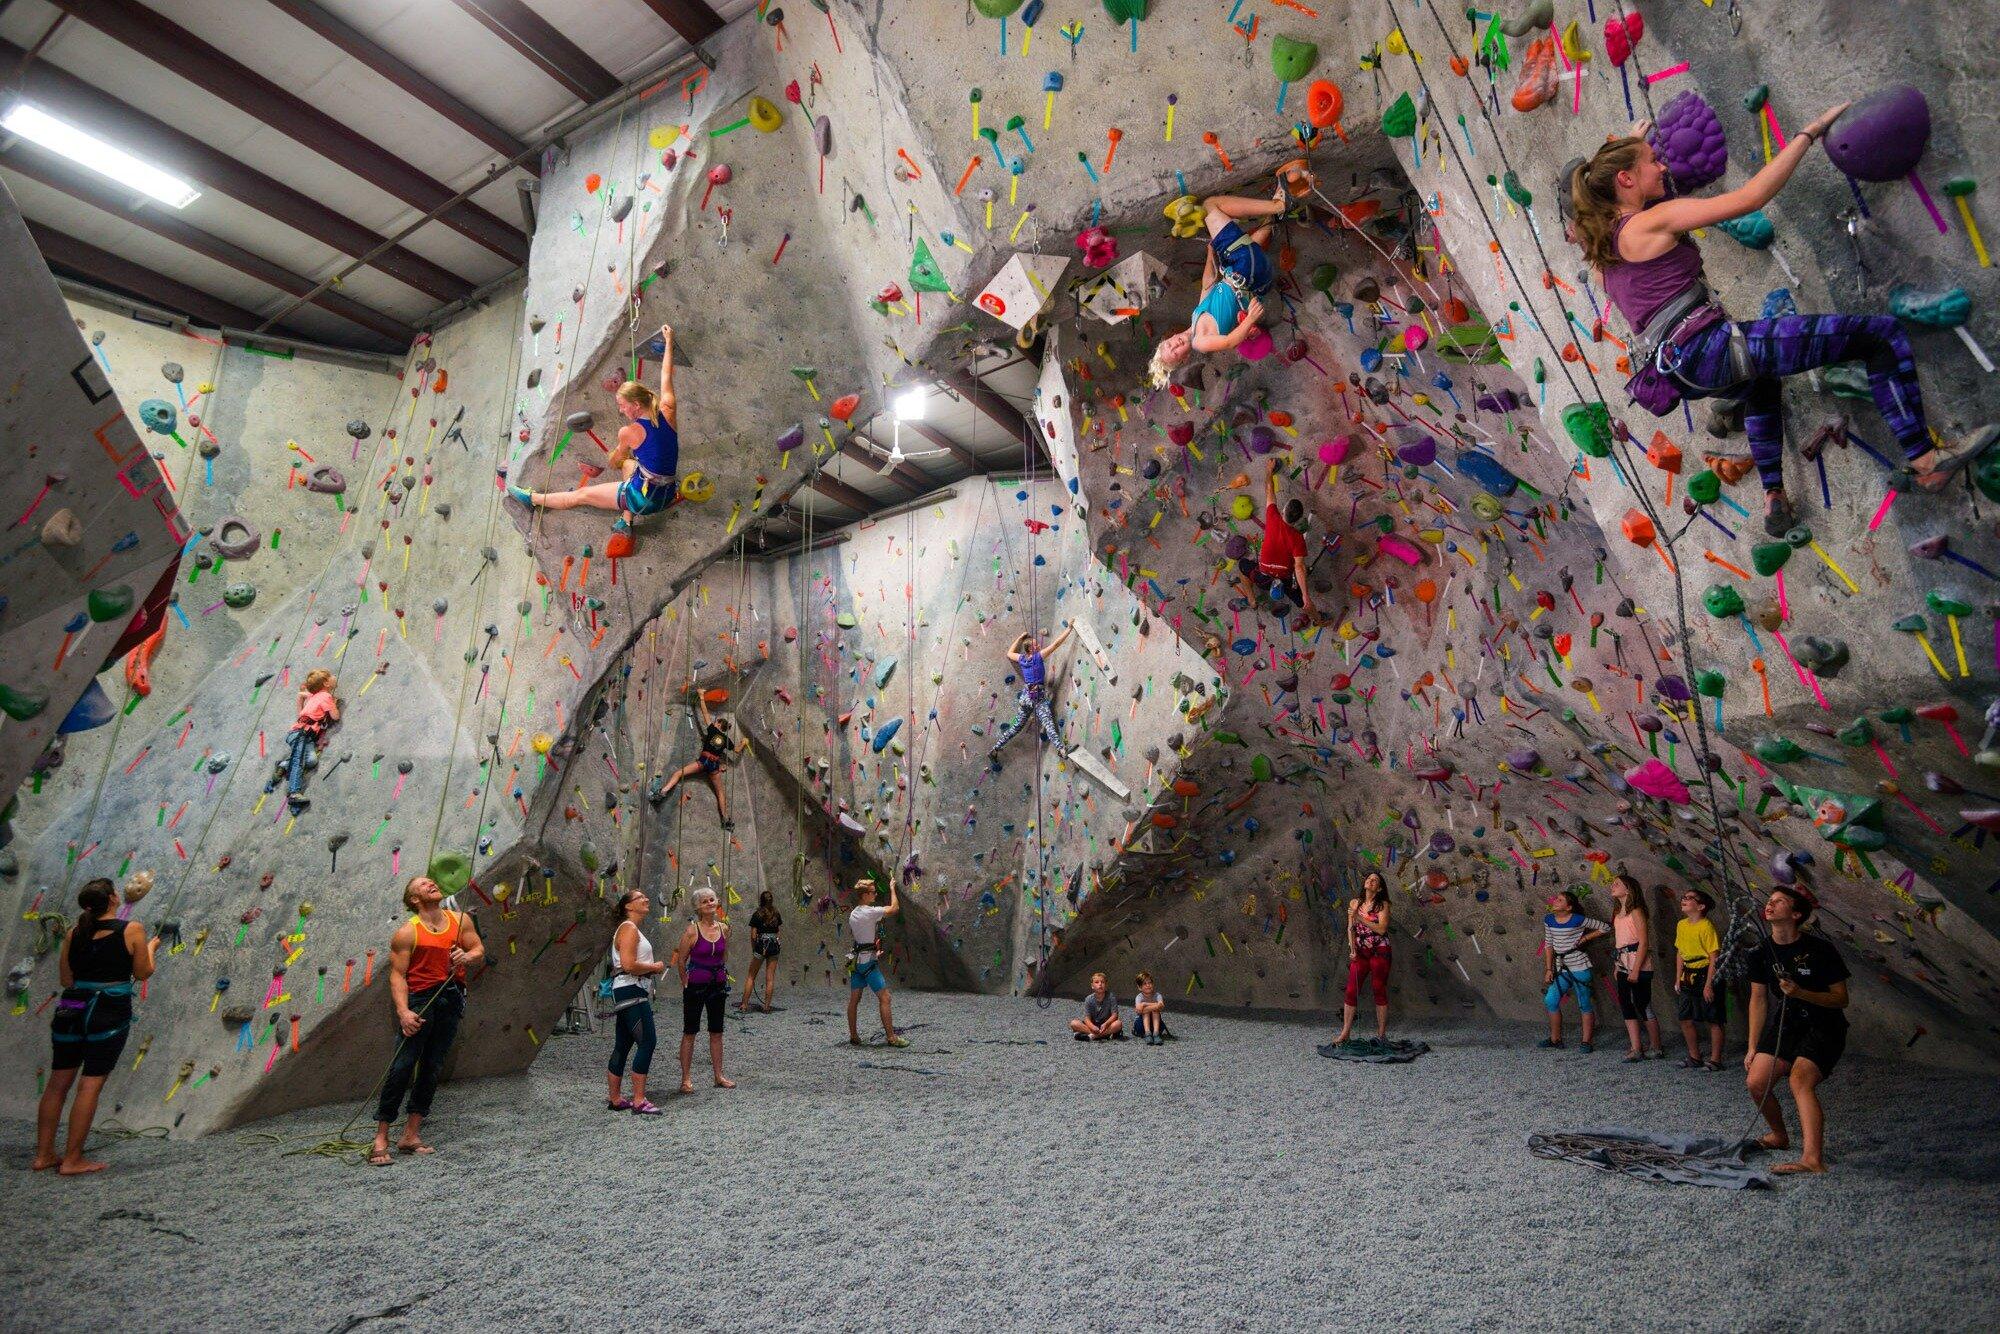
[9,0,2000,1149]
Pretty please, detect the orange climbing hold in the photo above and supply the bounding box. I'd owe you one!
[1511,36,1559,113]
[1171,779,1200,797]
[606,530,636,559]
[124,621,166,697]
[1306,80,1343,129]
[830,393,860,422]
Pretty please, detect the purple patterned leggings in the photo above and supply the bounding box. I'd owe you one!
[1669,313,1930,492]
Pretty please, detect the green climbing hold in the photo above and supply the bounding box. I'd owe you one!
[1820,362,1872,400]
[974,0,1024,15]
[1693,669,1726,698]
[0,683,49,721]
[426,850,472,896]
[1836,717,1874,747]
[1101,0,1148,20]
[1560,402,1612,458]
[1702,584,1745,618]
[1271,35,1319,83]
[1501,171,1532,210]
[1309,262,1339,294]
[1750,542,1792,576]
[836,611,858,628]
[1927,591,1975,618]
[1686,470,1721,505]
[86,585,134,623]
[1891,614,1928,634]
[1878,705,1914,725]
[1381,92,1417,139]
[1976,440,2000,504]
[1754,735,1805,764]
[909,237,952,294]
[1250,753,1274,782]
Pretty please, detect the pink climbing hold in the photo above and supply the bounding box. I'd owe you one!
[1377,534,1424,566]
[1318,435,1354,465]
[1237,326,1274,360]
[1624,757,1691,804]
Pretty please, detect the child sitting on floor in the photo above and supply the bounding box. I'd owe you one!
[267,669,338,811]
[1070,972,1124,1041]
[1132,971,1168,1046]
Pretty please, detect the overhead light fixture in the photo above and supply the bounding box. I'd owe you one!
[3,103,201,208]
[892,388,928,422]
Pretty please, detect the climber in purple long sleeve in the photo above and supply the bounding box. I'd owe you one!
[1568,107,1997,536]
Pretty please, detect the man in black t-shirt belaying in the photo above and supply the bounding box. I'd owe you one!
[1743,884,1851,1175]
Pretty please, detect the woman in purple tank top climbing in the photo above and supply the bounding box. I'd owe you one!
[1570,108,1996,536]
[670,885,734,1095]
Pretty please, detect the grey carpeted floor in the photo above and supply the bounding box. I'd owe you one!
[7,989,1998,1332]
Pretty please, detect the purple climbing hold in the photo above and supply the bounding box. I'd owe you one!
[1648,92,1727,191]
[1824,85,1930,182]
[1396,435,1438,468]
[1248,425,1277,454]
[776,423,806,452]
[1506,746,1541,771]
[1653,675,1692,703]
[1223,534,1250,560]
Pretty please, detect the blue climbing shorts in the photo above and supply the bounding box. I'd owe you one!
[1210,220,1273,295]
[1545,969,1594,1014]
[617,468,677,517]
[849,953,886,993]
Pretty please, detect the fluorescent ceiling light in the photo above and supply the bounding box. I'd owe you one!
[893,388,928,421]
[3,103,201,208]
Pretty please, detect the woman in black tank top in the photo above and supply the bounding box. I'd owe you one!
[736,891,783,1013]
[35,878,158,1174]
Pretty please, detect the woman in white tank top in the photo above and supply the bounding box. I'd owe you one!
[606,890,667,1114]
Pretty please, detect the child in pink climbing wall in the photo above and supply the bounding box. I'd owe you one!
[266,669,338,811]
[505,322,681,534]
[1569,111,1997,536]
[1540,891,1609,1052]
[1146,176,1301,388]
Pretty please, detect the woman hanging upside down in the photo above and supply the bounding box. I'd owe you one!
[1569,111,1997,536]
[1147,167,1305,387]
[506,322,681,536]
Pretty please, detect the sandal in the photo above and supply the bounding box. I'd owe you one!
[368,1148,393,1167]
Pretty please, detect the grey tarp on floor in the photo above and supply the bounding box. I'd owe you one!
[1529,1125,1774,1189]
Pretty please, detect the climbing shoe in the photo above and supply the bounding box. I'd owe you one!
[1538,1038,1564,1049]
[1763,491,1798,537]
[1579,1041,1595,1053]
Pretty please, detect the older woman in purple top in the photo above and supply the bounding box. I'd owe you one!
[670,886,734,1094]
[1569,107,1996,535]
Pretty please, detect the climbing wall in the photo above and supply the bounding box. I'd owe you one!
[0,186,186,814]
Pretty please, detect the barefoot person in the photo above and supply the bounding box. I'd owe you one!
[1569,111,1996,536]
[649,686,736,828]
[606,890,666,1115]
[507,322,682,537]
[846,877,909,1048]
[736,890,781,1013]
[1334,871,1392,1044]
[1743,885,1850,1174]
[371,876,484,1166]
[1147,178,1297,387]
[33,879,158,1175]
[988,623,1075,767]
[670,886,734,1093]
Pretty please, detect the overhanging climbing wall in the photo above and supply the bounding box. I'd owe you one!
[0,184,186,813]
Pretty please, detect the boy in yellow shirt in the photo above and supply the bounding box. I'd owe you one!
[1673,888,1725,1069]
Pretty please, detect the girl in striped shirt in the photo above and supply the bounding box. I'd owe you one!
[1541,891,1610,1052]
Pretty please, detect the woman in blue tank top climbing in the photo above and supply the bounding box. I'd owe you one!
[1147,164,1308,388]
[506,322,682,536]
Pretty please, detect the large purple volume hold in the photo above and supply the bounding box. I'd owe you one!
[1824,84,1931,182]
[1648,92,1728,190]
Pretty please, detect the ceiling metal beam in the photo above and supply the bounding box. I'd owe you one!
[28,219,316,337]
[900,421,984,474]
[808,471,877,516]
[262,0,534,172]
[3,144,413,348]
[45,0,528,264]
[0,37,474,304]
[938,368,1048,469]
[446,0,619,102]
[633,0,727,49]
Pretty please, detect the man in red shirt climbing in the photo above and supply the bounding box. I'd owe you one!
[1249,457,1315,618]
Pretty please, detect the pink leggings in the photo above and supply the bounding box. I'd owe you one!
[1345,951,1390,1007]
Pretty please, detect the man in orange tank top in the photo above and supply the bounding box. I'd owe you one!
[370,875,484,1166]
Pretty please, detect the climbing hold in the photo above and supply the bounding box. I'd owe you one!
[871,718,904,753]
[1560,402,1612,458]
[210,517,260,560]
[347,419,371,441]
[830,394,860,422]
[0,683,49,721]
[1686,470,1722,505]
[1888,286,1972,328]
[1307,81,1343,129]
[223,582,257,609]
[41,509,81,548]
[678,472,715,503]
[138,398,176,434]
[1270,35,1318,84]
[747,96,784,133]
[305,466,347,495]
[1625,758,1690,804]
[1717,212,1775,249]
[1750,542,1791,576]
[1824,85,1930,182]
[427,850,473,897]
[1702,584,1745,618]
[1380,92,1416,139]
[1648,92,1727,191]
[1163,195,1207,238]
[86,585,134,623]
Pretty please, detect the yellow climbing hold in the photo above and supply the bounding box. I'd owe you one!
[648,126,681,149]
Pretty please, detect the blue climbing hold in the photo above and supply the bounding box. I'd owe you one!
[871,717,904,752]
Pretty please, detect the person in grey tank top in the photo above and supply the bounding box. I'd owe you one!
[606,890,667,1114]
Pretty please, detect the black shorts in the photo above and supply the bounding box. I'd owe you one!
[1259,571,1303,608]
[1674,971,1725,1024]
[683,982,727,1035]
[752,933,780,959]
[1613,970,1655,1021]
[1760,1017,1847,1077]
[50,994,132,1078]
